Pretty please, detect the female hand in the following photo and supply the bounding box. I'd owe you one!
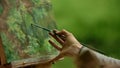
[48,29,83,63]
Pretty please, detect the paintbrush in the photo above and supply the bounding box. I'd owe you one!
[31,24,106,55]
[31,24,66,39]
[31,24,51,32]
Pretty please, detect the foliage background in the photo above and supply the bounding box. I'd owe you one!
[51,0,120,68]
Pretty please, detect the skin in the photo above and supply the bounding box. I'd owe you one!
[2,29,101,68]
[35,29,83,68]
[48,29,100,68]
[48,29,83,63]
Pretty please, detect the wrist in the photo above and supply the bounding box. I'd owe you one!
[71,44,83,57]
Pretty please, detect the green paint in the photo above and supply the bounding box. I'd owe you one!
[0,0,57,63]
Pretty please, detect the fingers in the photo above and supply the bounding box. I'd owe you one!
[53,30,66,41]
[49,29,71,41]
[49,32,64,45]
[49,40,62,51]
[54,29,72,36]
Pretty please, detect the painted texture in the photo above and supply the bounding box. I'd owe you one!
[0,0,57,63]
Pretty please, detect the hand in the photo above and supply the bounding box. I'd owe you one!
[48,29,83,63]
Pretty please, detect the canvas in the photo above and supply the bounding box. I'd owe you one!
[0,0,57,67]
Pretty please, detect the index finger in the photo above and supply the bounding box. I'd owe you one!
[54,29,72,37]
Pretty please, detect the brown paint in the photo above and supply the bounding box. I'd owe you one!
[0,0,53,67]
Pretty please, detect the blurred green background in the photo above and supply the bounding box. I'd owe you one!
[51,0,120,68]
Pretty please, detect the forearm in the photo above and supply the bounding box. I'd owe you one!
[91,49,120,65]
[75,46,120,68]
